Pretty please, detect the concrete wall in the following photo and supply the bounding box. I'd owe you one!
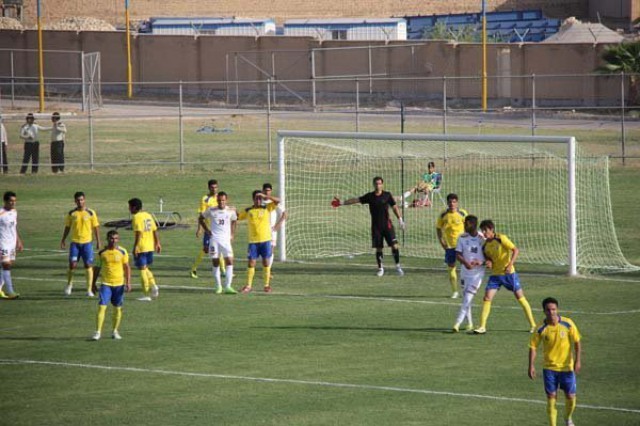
[0,30,622,106]
[20,0,587,27]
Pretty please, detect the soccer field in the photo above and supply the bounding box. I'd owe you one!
[0,166,639,426]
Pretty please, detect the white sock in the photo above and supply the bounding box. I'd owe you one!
[224,265,234,288]
[2,270,14,294]
[212,266,221,287]
[455,292,475,326]
[267,254,274,268]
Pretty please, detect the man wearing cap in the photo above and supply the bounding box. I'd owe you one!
[50,112,67,173]
[19,113,48,174]
[0,115,8,174]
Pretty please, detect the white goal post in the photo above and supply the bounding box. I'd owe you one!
[277,130,635,275]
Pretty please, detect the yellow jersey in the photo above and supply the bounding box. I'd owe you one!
[199,194,218,214]
[131,211,157,253]
[483,233,516,276]
[237,203,277,243]
[529,316,581,372]
[97,246,129,286]
[436,208,468,249]
[64,208,99,244]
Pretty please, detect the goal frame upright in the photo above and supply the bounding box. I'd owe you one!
[277,130,577,276]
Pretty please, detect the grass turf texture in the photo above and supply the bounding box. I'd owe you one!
[0,169,639,426]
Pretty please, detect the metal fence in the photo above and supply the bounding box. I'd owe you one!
[0,73,638,174]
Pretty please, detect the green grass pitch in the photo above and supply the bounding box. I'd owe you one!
[0,124,639,425]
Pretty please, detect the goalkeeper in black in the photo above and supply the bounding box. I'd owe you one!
[333,176,405,277]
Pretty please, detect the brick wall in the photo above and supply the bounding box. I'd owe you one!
[20,0,587,27]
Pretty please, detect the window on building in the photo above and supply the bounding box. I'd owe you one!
[331,30,347,40]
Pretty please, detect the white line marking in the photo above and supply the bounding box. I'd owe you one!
[2,359,638,415]
[9,278,639,315]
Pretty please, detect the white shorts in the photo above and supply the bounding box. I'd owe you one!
[0,246,16,263]
[209,240,233,259]
[461,273,484,295]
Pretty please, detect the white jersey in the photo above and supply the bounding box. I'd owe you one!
[264,199,284,243]
[455,232,485,278]
[0,208,18,249]
[202,206,237,243]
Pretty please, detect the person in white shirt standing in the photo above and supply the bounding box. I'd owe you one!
[0,191,24,299]
[50,112,67,173]
[199,191,238,295]
[262,183,287,278]
[19,113,48,174]
[0,115,8,174]
[452,215,485,332]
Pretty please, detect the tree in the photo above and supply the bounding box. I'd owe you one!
[599,41,640,105]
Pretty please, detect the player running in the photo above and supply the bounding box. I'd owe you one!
[199,191,238,294]
[333,176,405,277]
[61,191,101,297]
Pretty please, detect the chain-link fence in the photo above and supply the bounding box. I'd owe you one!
[0,74,638,174]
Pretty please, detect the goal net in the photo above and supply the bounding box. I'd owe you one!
[278,131,637,275]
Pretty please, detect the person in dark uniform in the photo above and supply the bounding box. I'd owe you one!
[333,176,406,277]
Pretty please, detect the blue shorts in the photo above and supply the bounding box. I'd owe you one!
[202,233,211,251]
[134,251,154,268]
[69,242,94,266]
[543,369,576,396]
[247,242,272,260]
[486,273,522,292]
[98,284,125,307]
[444,248,457,265]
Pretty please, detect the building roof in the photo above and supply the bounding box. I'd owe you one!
[542,18,624,43]
[285,18,405,26]
[149,17,274,26]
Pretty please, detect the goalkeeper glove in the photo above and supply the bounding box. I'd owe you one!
[398,218,406,231]
[331,197,341,208]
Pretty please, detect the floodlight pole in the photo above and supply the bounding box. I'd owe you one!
[481,0,488,112]
[37,0,45,112]
[125,0,133,98]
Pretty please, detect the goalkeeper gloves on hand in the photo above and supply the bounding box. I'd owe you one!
[331,197,341,208]
[399,218,406,231]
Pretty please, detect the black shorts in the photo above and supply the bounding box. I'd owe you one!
[371,226,397,249]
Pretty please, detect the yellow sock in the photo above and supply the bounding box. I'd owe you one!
[140,269,150,295]
[480,300,492,329]
[448,266,457,292]
[220,257,226,275]
[191,249,204,271]
[146,269,156,286]
[517,296,536,328]
[112,306,123,332]
[565,396,576,422]
[547,397,557,426]
[96,305,107,333]
[246,267,255,288]
[67,269,74,286]
[86,267,94,292]
[263,266,271,287]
